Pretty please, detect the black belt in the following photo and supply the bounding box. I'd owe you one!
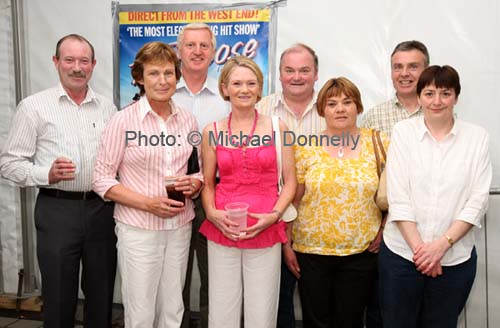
[39,188,99,200]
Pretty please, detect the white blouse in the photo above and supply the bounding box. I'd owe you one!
[384,117,491,266]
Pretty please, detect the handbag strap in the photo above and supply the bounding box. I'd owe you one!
[271,116,283,193]
[372,129,386,178]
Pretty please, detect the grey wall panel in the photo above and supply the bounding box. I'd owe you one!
[464,227,488,327]
[487,195,500,328]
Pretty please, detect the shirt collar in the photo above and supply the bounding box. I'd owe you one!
[392,95,422,115]
[177,76,218,96]
[138,96,179,122]
[417,116,459,141]
[57,83,98,105]
[277,91,318,116]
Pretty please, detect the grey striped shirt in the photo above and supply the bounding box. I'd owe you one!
[0,84,116,191]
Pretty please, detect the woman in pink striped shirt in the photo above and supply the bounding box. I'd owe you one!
[93,42,203,328]
[199,56,296,327]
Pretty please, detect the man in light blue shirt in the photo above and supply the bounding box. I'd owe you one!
[173,22,229,328]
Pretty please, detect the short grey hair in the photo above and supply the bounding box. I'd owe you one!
[391,40,430,66]
[177,22,216,49]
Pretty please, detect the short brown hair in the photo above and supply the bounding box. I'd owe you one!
[130,42,181,96]
[218,56,264,102]
[417,65,461,96]
[316,77,363,116]
[55,34,95,61]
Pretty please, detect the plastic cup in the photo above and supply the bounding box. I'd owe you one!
[58,145,79,175]
[164,176,185,205]
[59,157,78,177]
[225,202,249,236]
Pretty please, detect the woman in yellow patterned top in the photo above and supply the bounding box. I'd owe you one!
[284,77,389,327]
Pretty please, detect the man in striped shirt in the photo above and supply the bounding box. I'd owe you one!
[361,40,429,137]
[173,23,230,328]
[256,43,325,328]
[360,40,430,328]
[0,34,117,328]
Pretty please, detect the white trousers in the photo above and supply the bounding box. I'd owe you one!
[116,221,192,328]
[207,241,281,328]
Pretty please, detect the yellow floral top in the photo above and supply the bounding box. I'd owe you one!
[293,128,390,256]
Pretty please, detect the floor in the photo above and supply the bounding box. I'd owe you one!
[0,302,125,328]
[0,307,300,327]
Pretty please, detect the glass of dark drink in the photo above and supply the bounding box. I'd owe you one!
[164,176,185,205]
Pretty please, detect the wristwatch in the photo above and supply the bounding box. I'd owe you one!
[444,234,454,247]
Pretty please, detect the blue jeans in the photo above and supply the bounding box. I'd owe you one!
[379,241,476,328]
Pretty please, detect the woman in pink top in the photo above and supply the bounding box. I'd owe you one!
[93,42,203,327]
[199,56,296,328]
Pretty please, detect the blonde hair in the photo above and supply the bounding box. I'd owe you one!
[218,56,264,102]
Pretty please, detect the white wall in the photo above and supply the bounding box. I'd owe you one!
[0,0,498,325]
[18,0,500,187]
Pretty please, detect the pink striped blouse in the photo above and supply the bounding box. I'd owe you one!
[93,96,203,230]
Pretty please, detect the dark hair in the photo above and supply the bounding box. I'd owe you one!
[391,40,430,66]
[130,42,182,96]
[417,65,461,96]
[55,34,95,61]
[280,43,319,72]
[316,77,363,116]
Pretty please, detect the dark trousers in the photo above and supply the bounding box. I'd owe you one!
[277,257,297,328]
[379,241,477,328]
[181,197,209,328]
[365,262,382,328]
[35,193,117,328]
[296,251,377,328]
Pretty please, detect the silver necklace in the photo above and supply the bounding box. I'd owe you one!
[337,146,344,158]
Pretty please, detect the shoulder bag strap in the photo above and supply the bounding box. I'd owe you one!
[271,116,283,192]
[375,130,386,170]
[372,129,382,178]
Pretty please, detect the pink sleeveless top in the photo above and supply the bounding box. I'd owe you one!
[199,122,287,248]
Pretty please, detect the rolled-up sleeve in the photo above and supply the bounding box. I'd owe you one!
[387,124,415,223]
[457,131,491,227]
[92,112,125,199]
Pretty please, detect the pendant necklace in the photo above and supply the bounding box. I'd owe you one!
[337,146,344,158]
[227,109,259,150]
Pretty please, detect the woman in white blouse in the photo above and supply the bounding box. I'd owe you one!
[379,65,492,328]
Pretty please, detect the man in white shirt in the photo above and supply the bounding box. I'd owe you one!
[0,34,117,328]
[256,43,325,328]
[173,23,229,328]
